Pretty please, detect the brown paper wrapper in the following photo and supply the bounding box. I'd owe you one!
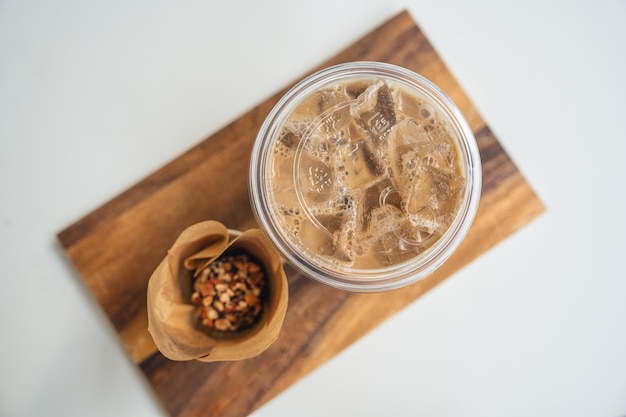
[147,221,288,362]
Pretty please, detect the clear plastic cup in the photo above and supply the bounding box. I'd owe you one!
[249,62,481,292]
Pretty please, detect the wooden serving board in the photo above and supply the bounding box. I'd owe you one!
[58,10,545,417]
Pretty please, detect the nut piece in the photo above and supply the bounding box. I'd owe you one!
[214,318,231,331]
[207,308,219,320]
[190,253,267,332]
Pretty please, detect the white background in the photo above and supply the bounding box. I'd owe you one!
[1,0,625,416]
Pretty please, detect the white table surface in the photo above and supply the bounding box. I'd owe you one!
[1,1,625,416]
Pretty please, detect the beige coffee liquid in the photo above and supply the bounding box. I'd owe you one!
[268,78,466,270]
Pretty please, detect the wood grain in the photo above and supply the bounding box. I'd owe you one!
[58,10,545,417]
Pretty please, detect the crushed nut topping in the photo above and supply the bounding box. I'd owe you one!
[191,254,266,332]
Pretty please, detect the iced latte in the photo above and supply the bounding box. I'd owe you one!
[250,62,481,291]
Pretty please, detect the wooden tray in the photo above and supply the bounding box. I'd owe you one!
[58,10,545,417]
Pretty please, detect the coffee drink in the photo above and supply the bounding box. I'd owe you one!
[249,63,481,291]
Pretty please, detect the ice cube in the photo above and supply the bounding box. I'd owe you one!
[295,193,357,264]
[350,81,379,115]
[344,79,371,99]
[320,103,351,140]
[297,152,334,204]
[386,119,431,196]
[308,194,358,265]
[318,88,350,113]
[393,85,421,115]
[272,144,298,207]
[355,179,398,232]
[350,81,397,144]
[404,205,440,244]
[406,162,465,225]
[425,124,458,171]
[298,215,335,257]
[286,87,349,139]
[331,120,388,192]
[360,205,421,266]
[314,212,345,235]
[388,118,431,149]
